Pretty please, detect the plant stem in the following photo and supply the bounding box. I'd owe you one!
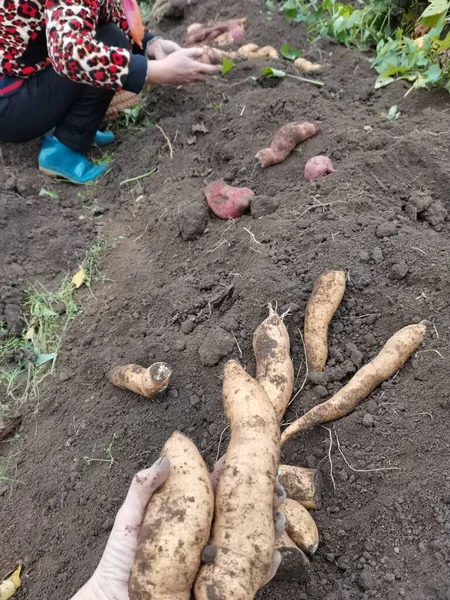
[286,73,325,86]
[119,167,158,186]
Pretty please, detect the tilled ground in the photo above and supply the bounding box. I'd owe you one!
[1,1,450,599]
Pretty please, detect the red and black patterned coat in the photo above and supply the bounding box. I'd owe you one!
[0,0,155,94]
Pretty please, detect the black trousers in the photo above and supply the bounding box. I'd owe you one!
[0,24,129,152]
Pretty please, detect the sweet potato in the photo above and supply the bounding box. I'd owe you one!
[278,465,322,510]
[274,532,310,583]
[123,0,145,48]
[185,18,246,46]
[282,321,427,444]
[205,179,254,219]
[281,498,319,555]
[108,362,172,398]
[294,57,322,73]
[304,155,336,182]
[304,271,346,372]
[129,432,214,600]
[194,360,280,600]
[196,46,224,65]
[255,122,319,168]
[253,305,294,423]
[238,44,278,59]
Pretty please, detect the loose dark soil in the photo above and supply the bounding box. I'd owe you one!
[1,1,450,599]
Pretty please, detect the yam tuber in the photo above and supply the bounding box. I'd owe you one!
[253,305,294,423]
[304,271,346,372]
[282,321,427,444]
[205,179,254,219]
[255,122,319,168]
[129,432,214,600]
[278,465,322,510]
[281,498,319,555]
[194,360,280,600]
[274,532,311,583]
[108,362,172,398]
[304,155,336,182]
[294,57,322,73]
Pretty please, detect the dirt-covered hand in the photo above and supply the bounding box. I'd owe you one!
[146,48,221,85]
[147,38,182,60]
[70,457,170,600]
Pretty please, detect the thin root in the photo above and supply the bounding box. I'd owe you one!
[333,425,400,473]
[320,425,336,491]
[155,124,174,159]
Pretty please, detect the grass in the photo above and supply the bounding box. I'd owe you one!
[0,238,107,407]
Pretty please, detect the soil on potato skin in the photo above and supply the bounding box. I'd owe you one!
[1,1,450,599]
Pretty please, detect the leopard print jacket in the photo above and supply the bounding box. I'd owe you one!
[0,0,155,92]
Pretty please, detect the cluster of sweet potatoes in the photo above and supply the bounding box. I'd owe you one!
[108,271,426,600]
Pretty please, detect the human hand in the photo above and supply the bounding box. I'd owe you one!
[71,454,285,600]
[70,457,170,600]
[146,47,221,85]
[147,38,182,60]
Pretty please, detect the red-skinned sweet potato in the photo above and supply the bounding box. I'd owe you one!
[205,179,254,219]
[256,122,319,168]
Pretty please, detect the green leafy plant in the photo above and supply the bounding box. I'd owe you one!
[261,66,325,86]
[372,17,450,92]
[222,57,234,75]
[281,0,450,93]
[280,43,302,60]
[282,0,394,49]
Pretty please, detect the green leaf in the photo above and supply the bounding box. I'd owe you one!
[423,63,442,84]
[388,105,400,120]
[33,349,57,367]
[39,189,58,199]
[221,57,234,76]
[280,43,302,60]
[374,75,395,89]
[261,67,287,78]
[32,304,58,318]
[420,0,449,19]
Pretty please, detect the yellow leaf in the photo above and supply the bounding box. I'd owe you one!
[72,267,86,289]
[0,562,22,600]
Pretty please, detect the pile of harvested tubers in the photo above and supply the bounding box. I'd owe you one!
[108,271,427,599]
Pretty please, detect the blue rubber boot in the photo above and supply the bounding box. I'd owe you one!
[38,136,107,184]
[44,130,115,147]
[93,130,115,146]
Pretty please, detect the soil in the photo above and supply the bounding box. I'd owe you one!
[1,0,450,599]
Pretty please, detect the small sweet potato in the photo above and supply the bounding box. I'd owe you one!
[129,432,214,600]
[304,271,346,372]
[278,465,322,510]
[282,321,427,444]
[255,122,319,168]
[304,155,336,182]
[282,498,319,555]
[294,57,322,73]
[205,179,254,219]
[108,362,172,398]
[238,44,278,59]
